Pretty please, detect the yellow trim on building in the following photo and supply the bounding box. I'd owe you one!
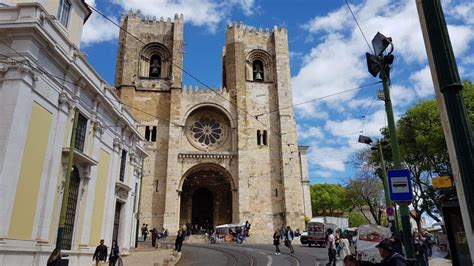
[8,102,52,240]
[89,149,110,245]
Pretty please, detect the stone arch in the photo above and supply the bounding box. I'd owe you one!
[245,49,274,82]
[181,102,235,128]
[138,42,171,79]
[178,163,236,229]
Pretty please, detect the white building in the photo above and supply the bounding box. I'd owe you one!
[0,1,147,265]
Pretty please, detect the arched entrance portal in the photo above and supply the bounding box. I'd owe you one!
[179,164,233,232]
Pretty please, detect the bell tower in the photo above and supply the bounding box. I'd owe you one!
[223,23,308,232]
[114,10,184,228]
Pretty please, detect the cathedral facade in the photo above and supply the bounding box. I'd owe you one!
[115,11,312,236]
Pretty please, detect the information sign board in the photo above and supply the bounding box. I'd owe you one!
[387,169,413,202]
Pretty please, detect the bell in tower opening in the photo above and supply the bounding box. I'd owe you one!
[252,60,264,81]
[149,54,162,78]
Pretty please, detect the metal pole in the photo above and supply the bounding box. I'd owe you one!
[135,158,145,248]
[417,0,474,261]
[56,109,79,249]
[380,67,416,261]
[377,140,398,236]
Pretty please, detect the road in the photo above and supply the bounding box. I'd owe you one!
[177,242,334,266]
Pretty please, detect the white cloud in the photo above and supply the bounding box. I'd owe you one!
[292,0,474,178]
[410,66,434,98]
[82,0,119,46]
[298,126,324,140]
[81,0,256,45]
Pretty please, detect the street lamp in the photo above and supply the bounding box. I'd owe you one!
[365,33,416,261]
[358,135,398,235]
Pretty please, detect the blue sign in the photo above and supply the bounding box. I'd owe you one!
[387,169,413,202]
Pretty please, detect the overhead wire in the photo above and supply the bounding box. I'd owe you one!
[344,0,373,54]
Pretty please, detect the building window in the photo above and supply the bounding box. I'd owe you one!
[59,166,80,250]
[144,126,157,142]
[119,150,127,182]
[149,54,162,78]
[257,130,268,146]
[74,113,88,152]
[275,189,278,197]
[252,60,264,81]
[57,0,71,27]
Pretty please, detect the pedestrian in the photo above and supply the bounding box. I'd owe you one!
[422,230,433,258]
[47,248,61,266]
[273,229,281,255]
[339,235,351,260]
[175,228,184,253]
[92,239,108,266]
[414,232,429,266]
[245,220,251,236]
[141,224,149,242]
[343,255,359,266]
[376,238,407,266]
[326,228,336,266]
[109,240,120,266]
[151,228,158,247]
[279,226,286,243]
[285,225,294,254]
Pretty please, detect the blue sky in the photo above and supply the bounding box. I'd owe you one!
[81,0,474,185]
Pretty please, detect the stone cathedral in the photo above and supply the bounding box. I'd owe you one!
[115,10,312,237]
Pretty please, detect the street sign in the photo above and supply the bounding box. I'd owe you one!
[387,169,413,202]
[432,176,453,189]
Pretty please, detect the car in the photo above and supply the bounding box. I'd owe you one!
[300,231,308,245]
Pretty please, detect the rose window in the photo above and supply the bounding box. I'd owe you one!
[191,117,223,145]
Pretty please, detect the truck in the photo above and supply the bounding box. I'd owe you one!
[302,217,349,247]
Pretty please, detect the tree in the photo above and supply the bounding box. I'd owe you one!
[348,212,368,227]
[366,80,473,230]
[310,184,351,216]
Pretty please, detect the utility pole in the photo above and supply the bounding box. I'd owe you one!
[380,66,415,261]
[417,0,474,261]
[366,33,416,262]
[56,109,79,250]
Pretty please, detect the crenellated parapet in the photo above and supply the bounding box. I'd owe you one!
[225,21,287,44]
[182,85,228,95]
[121,9,184,25]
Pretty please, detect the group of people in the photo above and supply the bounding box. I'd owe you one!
[414,230,433,266]
[92,239,121,266]
[141,224,169,247]
[273,225,295,255]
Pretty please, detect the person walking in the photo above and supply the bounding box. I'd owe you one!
[151,228,158,247]
[273,229,281,255]
[175,228,184,253]
[326,228,336,266]
[376,238,407,266]
[285,225,294,254]
[279,226,286,243]
[47,248,61,266]
[92,239,108,266]
[109,240,120,266]
[141,224,149,242]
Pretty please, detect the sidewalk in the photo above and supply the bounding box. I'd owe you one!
[429,247,452,266]
[122,248,181,266]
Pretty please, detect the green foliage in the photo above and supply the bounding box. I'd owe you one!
[310,184,351,216]
[348,212,368,227]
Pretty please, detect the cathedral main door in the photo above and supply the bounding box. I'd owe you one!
[179,164,233,232]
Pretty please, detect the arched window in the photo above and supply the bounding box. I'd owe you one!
[252,60,264,81]
[149,54,162,78]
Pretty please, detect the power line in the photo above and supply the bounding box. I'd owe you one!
[86,4,275,133]
[253,81,381,117]
[344,0,374,54]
